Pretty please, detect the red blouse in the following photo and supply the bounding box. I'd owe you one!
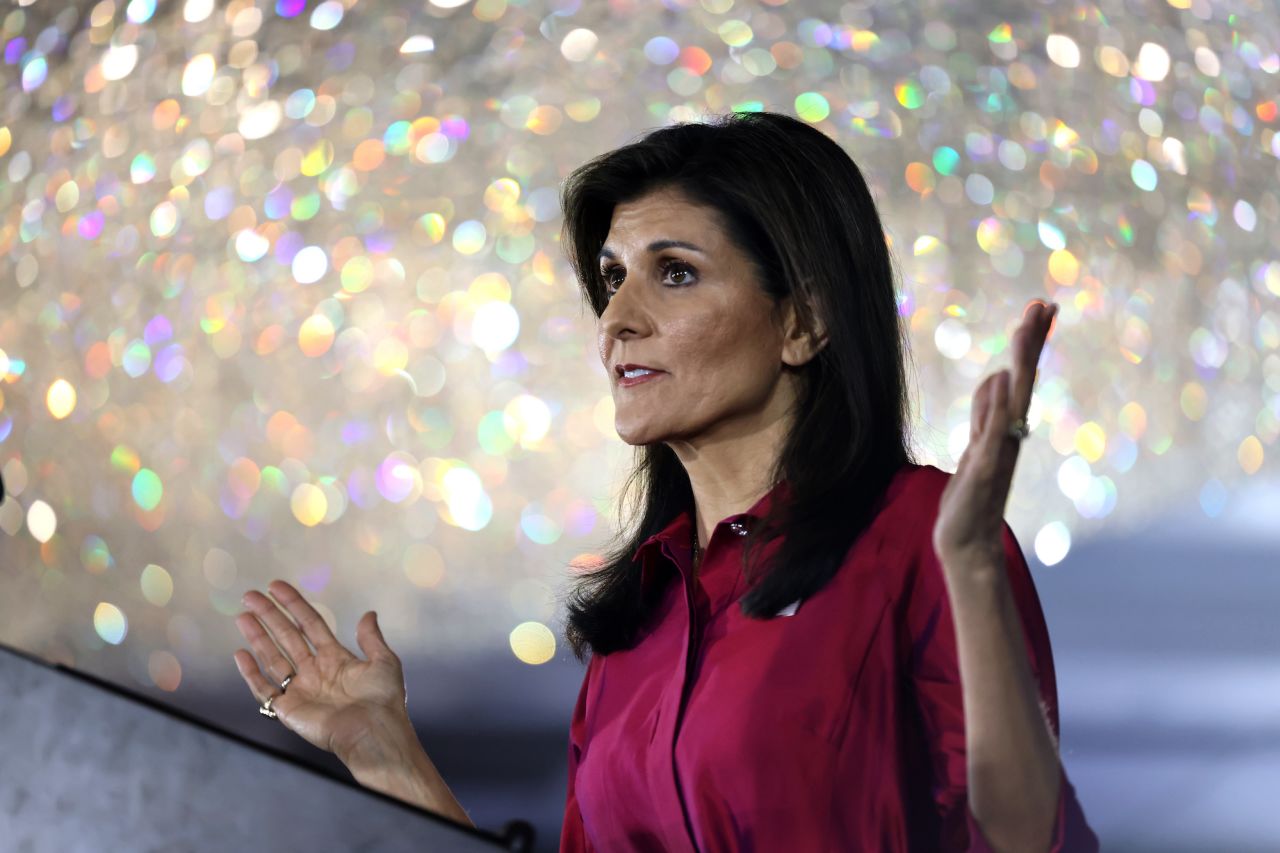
[559,463,1098,852]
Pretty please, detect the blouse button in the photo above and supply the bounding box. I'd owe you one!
[729,521,748,536]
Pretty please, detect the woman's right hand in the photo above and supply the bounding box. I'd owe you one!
[232,579,411,764]
[232,580,473,824]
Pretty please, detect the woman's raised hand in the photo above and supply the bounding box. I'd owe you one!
[933,299,1058,568]
[233,581,473,822]
[232,580,409,764]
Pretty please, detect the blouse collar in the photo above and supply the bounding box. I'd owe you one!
[631,479,792,592]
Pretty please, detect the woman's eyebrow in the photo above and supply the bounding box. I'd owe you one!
[597,239,706,264]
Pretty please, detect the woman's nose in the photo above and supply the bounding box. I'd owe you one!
[598,279,649,342]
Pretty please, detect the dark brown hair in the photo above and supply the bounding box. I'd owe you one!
[559,111,915,660]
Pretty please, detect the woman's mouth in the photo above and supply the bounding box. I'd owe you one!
[617,367,665,388]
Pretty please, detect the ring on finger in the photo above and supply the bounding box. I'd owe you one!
[267,660,296,692]
[1006,417,1030,440]
[259,692,280,719]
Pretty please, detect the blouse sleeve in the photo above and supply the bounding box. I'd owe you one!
[558,656,595,853]
[906,519,1100,853]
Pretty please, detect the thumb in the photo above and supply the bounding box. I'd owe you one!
[355,611,398,665]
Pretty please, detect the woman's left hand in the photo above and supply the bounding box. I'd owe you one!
[933,299,1059,571]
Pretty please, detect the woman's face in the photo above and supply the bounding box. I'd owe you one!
[596,187,812,447]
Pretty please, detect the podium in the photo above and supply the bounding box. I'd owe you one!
[0,643,515,851]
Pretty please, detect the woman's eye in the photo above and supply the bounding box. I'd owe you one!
[600,262,694,297]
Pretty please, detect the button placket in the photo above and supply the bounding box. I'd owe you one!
[672,534,704,853]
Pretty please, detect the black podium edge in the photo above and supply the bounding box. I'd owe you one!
[0,640,514,849]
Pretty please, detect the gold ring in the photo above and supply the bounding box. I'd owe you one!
[259,693,279,718]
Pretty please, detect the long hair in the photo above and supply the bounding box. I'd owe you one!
[559,111,915,660]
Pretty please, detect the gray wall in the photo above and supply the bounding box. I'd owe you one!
[0,644,512,853]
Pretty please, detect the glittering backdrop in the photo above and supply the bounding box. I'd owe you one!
[0,0,1276,700]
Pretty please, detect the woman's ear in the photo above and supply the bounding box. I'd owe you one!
[779,295,828,368]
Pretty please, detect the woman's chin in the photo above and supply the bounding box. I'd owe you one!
[614,429,649,446]
[613,421,664,446]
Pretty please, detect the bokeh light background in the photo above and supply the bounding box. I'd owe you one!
[0,0,1276,728]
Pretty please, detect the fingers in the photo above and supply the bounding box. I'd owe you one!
[232,647,287,710]
[970,371,999,446]
[987,370,1012,450]
[985,371,1022,499]
[241,590,315,668]
[355,611,400,666]
[987,372,1018,513]
[235,609,301,685]
[972,371,1011,462]
[265,580,343,654]
[1009,300,1057,421]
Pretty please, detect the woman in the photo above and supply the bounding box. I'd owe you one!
[233,111,1098,851]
